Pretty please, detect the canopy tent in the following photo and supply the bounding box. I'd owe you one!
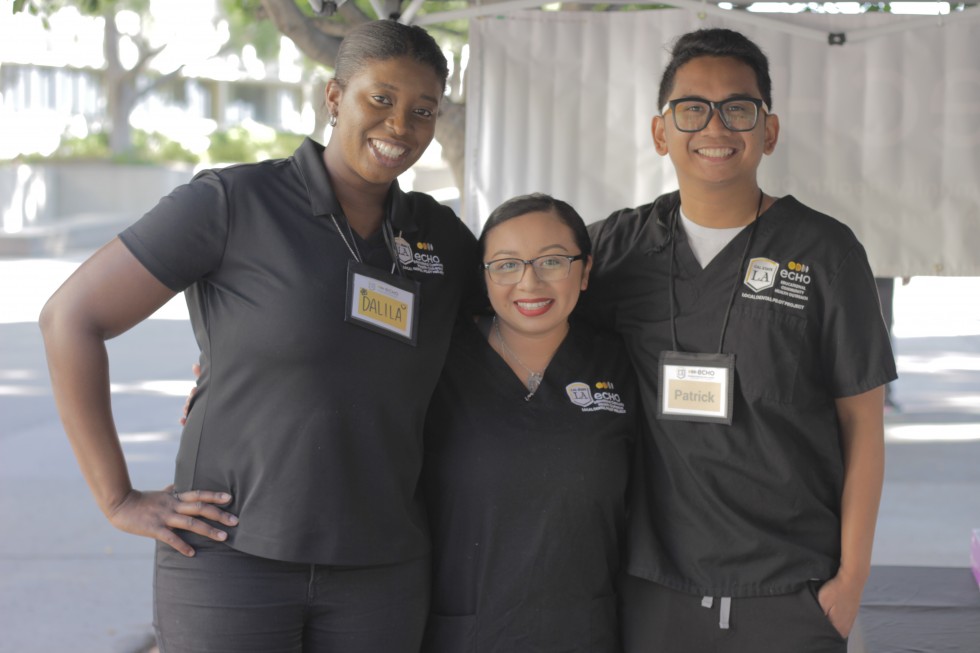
[459,9,980,277]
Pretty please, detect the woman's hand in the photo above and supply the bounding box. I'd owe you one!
[108,485,238,557]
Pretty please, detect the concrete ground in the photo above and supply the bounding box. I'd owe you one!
[1,252,978,653]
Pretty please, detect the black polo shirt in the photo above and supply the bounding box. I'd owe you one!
[581,191,897,597]
[422,318,636,652]
[120,138,478,565]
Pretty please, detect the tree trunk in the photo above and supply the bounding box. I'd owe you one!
[312,78,330,143]
[260,0,346,65]
[103,11,136,157]
[435,100,465,201]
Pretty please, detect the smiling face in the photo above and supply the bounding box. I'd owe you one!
[324,56,442,192]
[652,55,779,194]
[482,209,592,342]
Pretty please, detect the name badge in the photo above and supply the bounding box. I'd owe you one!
[657,351,735,425]
[345,261,421,346]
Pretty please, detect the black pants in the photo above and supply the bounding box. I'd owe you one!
[154,533,430,653]
[621,574,847,653]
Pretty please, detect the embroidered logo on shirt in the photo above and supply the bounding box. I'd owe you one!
[394,237,414,265]
[744,257,779,292]
[780,261,812,286]
[565,381,626,414]
[394,237,444,275]
[773,260,812,306]
[740,258,810,310]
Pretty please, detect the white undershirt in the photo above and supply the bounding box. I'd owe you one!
[679,206,749,268]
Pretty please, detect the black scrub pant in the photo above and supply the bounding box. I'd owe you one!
[153,532,429,653]
[621,574,847,653]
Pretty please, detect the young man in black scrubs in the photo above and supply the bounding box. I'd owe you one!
[582,29,896,652]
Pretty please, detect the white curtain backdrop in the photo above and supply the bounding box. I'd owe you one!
[464,11,980,276]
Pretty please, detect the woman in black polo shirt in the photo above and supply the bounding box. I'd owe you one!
[40,20,476,652]
[421,194,637,652]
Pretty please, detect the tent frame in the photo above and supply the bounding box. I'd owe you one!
[399,0,980,44]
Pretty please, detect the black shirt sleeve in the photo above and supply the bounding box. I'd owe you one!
[119,170,229,291]
[821,242,898,397]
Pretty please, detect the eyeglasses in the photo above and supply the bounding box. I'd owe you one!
[661,96,769,133]
[483,254,586,285]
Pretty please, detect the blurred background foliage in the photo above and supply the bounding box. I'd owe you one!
[21,128,304,166]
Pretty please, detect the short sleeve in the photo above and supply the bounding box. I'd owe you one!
[577,217,617,328]
[119,170,229,291]
[578,220,605,322]
[821,243,898,397]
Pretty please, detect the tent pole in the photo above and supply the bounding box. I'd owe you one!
[399,0,428,24]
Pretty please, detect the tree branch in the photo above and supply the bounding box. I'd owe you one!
[259,0,352,67]
[311,15,358,37]
[133,66,185,102]
[338,2,373,26]
[122,40,166,85]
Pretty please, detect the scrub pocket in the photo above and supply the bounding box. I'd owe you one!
[803,581,848,643]
[420,613,476,653]
[727,306,806,403]
[590,593,621,652]
[530,597,621,652]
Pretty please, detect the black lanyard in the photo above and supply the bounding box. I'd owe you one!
[332,192,405,277]
[381,215,406,278]
[667,191,764,354]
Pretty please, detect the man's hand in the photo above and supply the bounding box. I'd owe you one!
[817,571,864,638]
[179,363,202,426]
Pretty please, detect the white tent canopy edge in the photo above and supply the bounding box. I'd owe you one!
[412,0,980,45]
[462,10,980,276]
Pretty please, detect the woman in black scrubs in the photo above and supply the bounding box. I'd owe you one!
[40,20,476,652]
[422,194,638,652]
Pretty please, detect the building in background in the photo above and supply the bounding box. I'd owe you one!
[0,0,317,160]
[0,0,454,251]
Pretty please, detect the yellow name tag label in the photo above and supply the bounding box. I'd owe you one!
[358,287,408,330]
[345,261,420,346]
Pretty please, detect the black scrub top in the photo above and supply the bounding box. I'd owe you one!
[119,138,478,565]
[582,191,897,598]
[421,318,637,653]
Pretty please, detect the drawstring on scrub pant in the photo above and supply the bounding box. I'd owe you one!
[701,596,732,629]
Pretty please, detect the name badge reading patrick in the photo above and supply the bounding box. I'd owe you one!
[345,261,420,346]
[657,351,735,425]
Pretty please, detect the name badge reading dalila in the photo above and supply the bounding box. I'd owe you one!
[345,261,420,346]
[657,351,735,425]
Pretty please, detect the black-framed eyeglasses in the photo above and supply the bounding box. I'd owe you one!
[482,254,586,285]
[661,96,769,133]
